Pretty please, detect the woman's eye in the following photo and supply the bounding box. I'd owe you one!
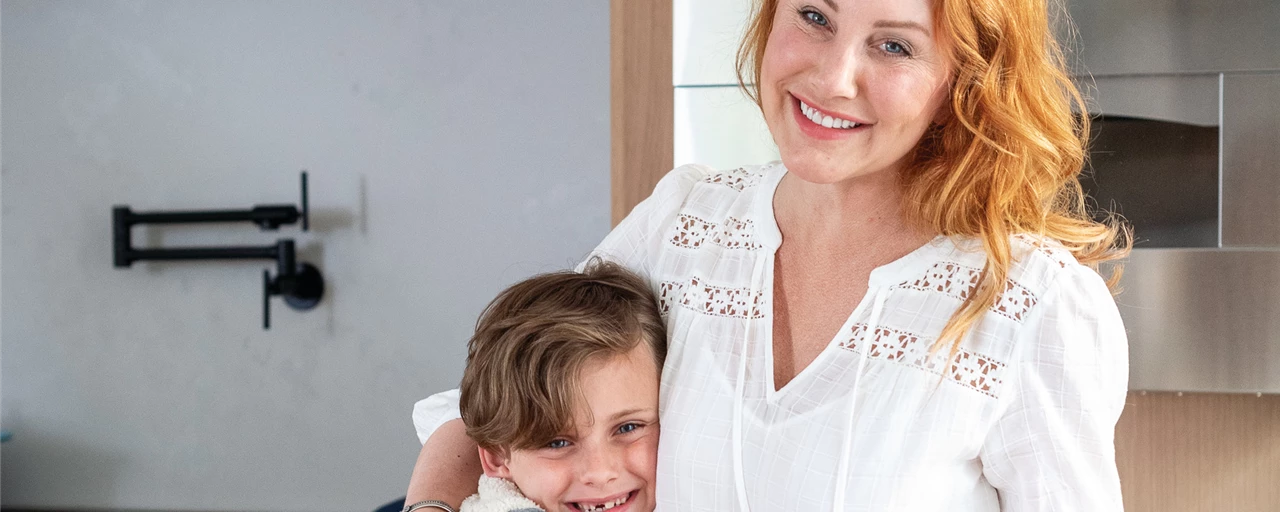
[881,40,910,56]
[801,9,829,27]
[616,423,640,435]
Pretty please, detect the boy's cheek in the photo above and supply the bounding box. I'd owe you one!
[640,434,660,477]
[507,455,572,512]
[629,433,661,504]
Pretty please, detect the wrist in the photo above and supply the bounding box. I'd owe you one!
[403,500,458,512]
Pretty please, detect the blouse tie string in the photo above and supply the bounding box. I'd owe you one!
[832,286,887,512]
[731,250,769,512]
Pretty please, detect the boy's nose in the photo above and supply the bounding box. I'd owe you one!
[577,445,621,486]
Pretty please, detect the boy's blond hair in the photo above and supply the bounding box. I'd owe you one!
[459,260,666,454]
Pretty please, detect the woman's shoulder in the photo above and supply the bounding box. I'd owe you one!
[927,235,1122,372]
[1008,234,1111,296]
[936,233,1112,306]
[649,162,780,201]
[623,162,782,231]
[589,162,780,275]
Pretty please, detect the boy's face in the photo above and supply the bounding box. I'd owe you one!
[481,344,660,512]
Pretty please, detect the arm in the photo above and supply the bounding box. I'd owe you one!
[406,391,478,504]
[404,165,708,502]
[406,419,482,505]
[979,266,1130,511]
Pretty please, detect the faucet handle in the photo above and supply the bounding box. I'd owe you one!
[263,269,273,330]
[300,170,309,232]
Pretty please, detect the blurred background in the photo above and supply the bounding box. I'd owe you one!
[1,1,609,510]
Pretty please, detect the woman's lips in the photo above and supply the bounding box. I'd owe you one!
[790,94,871,141]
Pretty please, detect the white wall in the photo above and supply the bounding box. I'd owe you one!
[0,1,610,509]
[671,0,779,171]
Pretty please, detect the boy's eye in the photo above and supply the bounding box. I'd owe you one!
[546,439,571,449]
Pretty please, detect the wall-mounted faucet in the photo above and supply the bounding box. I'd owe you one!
[112,171,324,329]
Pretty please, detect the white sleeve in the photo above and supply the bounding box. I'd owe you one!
[580,163,710,276]
[979,265,1129,511]
[412,388,462,445]
[413,165,708,445]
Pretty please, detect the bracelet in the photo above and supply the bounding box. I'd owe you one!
[403,500,458,512]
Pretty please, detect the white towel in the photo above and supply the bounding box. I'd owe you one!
[459,475,543,512]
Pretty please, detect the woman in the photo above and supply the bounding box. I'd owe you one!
[409,0,1131,509]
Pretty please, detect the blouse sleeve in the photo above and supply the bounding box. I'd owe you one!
[412,388,462,445]
[579,163,710,275]
[412,164,709,445]
[979,264,1130,511]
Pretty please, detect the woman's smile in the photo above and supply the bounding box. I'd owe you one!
[791,93,872,140]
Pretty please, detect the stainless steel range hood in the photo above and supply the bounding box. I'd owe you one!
[672,0,1280,393]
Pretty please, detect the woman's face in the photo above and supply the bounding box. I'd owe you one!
[759,0,952,186]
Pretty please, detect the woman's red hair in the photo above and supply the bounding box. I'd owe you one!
[736,0,1131,356]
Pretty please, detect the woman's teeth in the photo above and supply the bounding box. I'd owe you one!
[800,100,860,129]
[574,493,629,512]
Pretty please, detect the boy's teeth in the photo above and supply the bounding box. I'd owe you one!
[799,100,859,129]
[576,494,628,511]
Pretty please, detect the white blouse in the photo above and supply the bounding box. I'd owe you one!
[414,163,1129,512]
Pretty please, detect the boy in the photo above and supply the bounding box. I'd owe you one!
[452,261,665,512]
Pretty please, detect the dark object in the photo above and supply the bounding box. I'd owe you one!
[375,498,407,512]
[112,171,323,329]
[1082,115,1220,247]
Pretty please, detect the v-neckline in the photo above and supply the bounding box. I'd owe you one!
[763,277,877,398]
[748,163,948,400]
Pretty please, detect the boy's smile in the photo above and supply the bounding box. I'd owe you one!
[481,344,660,512]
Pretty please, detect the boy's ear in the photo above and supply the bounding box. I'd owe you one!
[477,446,513,478]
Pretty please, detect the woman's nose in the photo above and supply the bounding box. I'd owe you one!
[813,44,862,99]
[577,445,621,486]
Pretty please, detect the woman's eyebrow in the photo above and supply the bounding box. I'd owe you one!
[873,20,932,37]
[823,0,840,12]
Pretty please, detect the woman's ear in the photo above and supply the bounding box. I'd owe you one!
[477,446,513,478]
